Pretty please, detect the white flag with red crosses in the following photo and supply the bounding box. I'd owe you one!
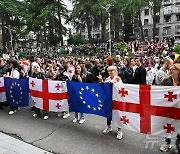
[112,83,180,138]
[29,77,69,112]
[0,77,6,102]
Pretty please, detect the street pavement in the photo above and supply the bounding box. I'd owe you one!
[0,107,174,154]
[0,132,51,154]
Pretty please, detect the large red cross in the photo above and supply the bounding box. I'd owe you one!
[163,123,175,133]
[113,85,180,134]
[164,91,177,102]
[30,81,36,87]
[30,79,68,111]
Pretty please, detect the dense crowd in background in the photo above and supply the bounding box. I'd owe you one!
[0,40,180,153]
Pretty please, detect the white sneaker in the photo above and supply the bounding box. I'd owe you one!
[8,110,16,115]
[73,118,78,123]
[43,115,49,120]
[63,113,70,119]
[117,131,123,140]
[160,144,172,152]
[57,113,62,117]
[33,114,38,117]
[79,119,85,124]
[103,127,112,134]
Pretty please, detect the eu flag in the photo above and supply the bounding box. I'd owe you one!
[68,81,112,120]
[4,78,29,107]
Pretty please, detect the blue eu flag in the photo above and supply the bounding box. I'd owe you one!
[68,81,112,120]
[4,78,29,107]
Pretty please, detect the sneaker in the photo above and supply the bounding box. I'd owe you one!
[33,114,38,117]
[160,144,172,152]
[79,119,85,124]
[57,113,62,117]
[117,131,123,140]
[43,115,49,120]
[8,110,16,115]
[103,127,112,134]
[63,113,70,119]
[73,118,78,123]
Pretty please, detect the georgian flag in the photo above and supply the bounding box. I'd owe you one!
[0,77,6,102]
[29,77,68,112]
[112,83,180,138]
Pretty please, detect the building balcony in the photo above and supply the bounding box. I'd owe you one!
[163,10,172,15]
[175,0,180,3]
[162,0,172,5]
[175,7,180,14]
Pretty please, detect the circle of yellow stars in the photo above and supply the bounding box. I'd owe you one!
[79,86,103,111]
[10,82,23,105]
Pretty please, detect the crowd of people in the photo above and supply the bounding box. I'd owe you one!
[0,40,180,153]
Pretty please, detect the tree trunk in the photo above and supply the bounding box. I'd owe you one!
[138,10,144,41]
[86,19,92,43]
[101,11,106,42]
[57,0,63,46]
[114,12,120,42]
[1,13,6,52]
[43,25,48,48]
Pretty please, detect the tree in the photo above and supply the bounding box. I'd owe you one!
[130,0,149,41]
[70,0,100,43]
[149,0,162,41]
[0,0,26,51]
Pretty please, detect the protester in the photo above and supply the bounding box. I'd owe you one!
[6,60,21,115]
[131,57,146,85]
[146,60,157,85]
[155,58,173,85]
[119,57,133,84]
[72,65,86,124]
[97,66,123,140]
[31,63,49,120]
[160,63,180,152]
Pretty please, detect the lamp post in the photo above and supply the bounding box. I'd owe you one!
[4,26,13,51]
[102,4,112,57]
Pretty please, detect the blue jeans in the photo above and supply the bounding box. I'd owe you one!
[75,112,84,120]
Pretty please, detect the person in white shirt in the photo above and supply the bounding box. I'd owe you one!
[146,60,157,85]
[8,60,20,115]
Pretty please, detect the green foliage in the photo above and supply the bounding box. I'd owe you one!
[174,45,180,55]
[118,42,127,55]
[68,34,89,45]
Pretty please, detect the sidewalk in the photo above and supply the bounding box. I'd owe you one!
[0,132,51,154]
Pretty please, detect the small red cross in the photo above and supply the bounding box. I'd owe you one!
[68,70,73,73]
[163,123,175,133]
[32,100,36,104]
[55,84,62,90]
[164,91,177,102]
[56,103,61,109]
[119,88,128,97]
[120,116,129,125]
[30,81,36,87]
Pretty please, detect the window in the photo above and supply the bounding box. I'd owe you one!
[144,9,149,15]
[155,16,160,23]
[154,28,160,36]
[177,15,180,21]
[176,25,180,34]
[95,34,100,39]
[163,6,172,15]
[163,26,171,35]
[144,19,149,25]
[144,29,149,37]
[164,16,171,22]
